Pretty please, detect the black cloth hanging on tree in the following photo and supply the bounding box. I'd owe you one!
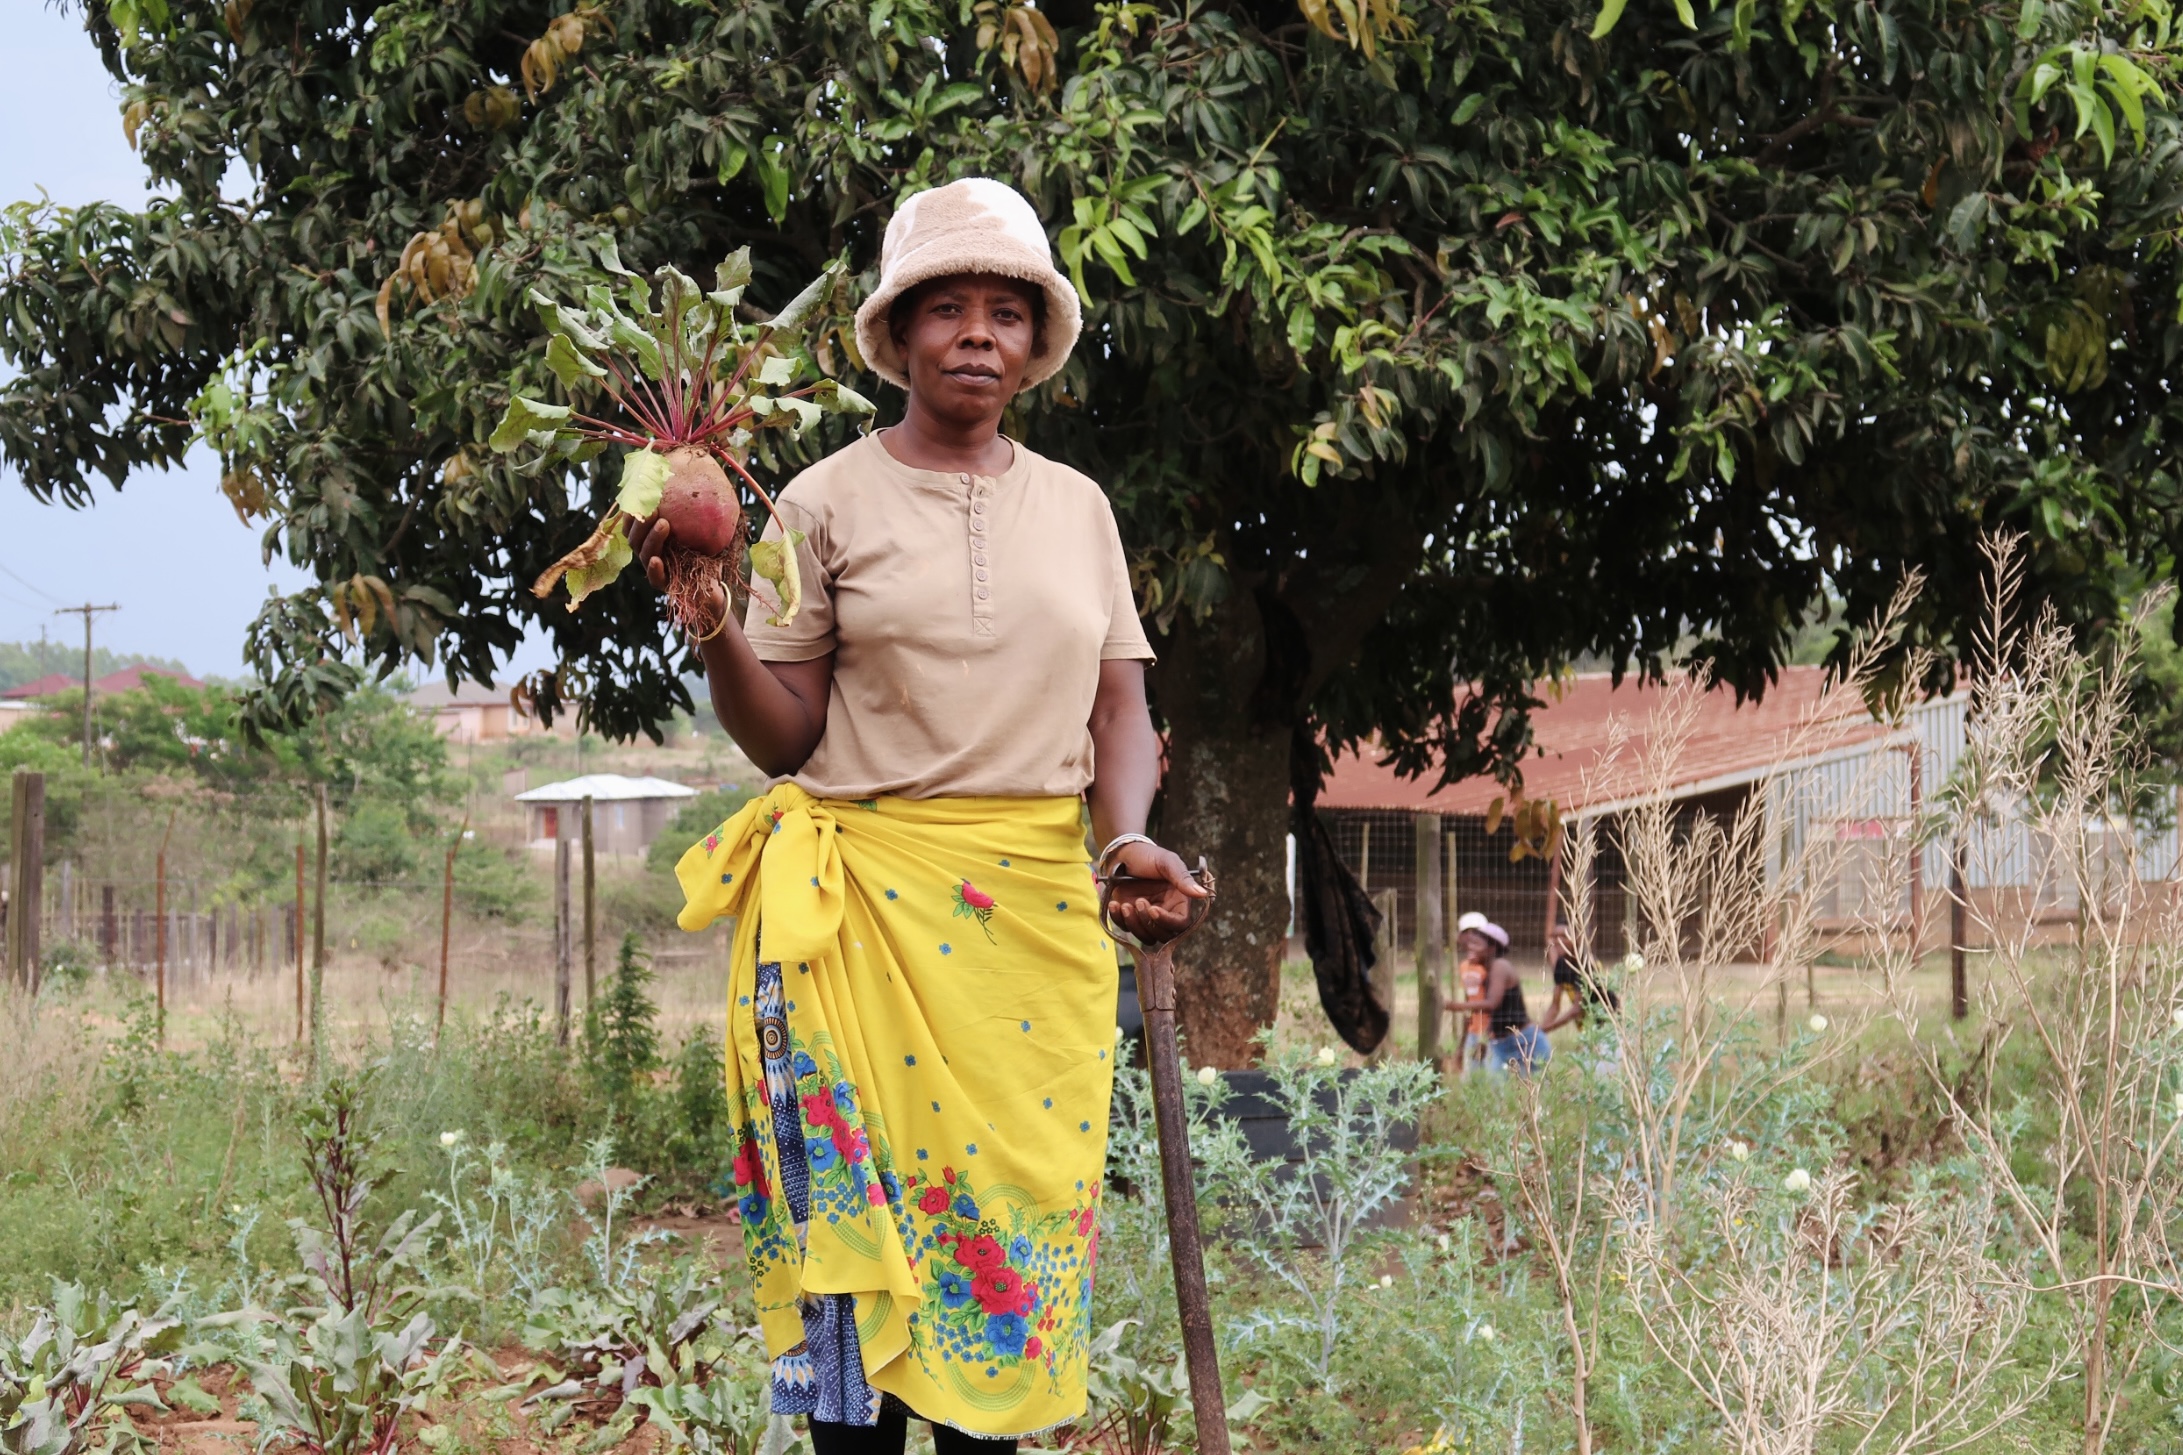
[1289,723,1388,1053]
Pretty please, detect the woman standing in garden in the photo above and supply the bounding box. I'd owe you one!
[641,178,1203,1454]
[1447,919,1551,1074]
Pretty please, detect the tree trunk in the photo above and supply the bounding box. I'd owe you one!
[1150,592,1293,1068]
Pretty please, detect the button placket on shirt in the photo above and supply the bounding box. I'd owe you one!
[966,473,995,633]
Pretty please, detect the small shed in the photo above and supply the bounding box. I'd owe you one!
[515,773,699,856]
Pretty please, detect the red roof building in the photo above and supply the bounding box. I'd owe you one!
[1317,666,1891,817]
[0,672,76,701]
[1310,667,1968,959]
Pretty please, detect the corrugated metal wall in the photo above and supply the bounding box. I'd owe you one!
[1769,692,2179,909]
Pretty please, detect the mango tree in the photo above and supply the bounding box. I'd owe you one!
[6,0,2183,1063]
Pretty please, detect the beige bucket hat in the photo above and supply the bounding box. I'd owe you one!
[853,177,1082,391]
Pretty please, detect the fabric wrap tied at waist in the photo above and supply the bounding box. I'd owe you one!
[673,783,1121,1439]
[674,787,850,968]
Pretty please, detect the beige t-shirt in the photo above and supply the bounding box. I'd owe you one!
[743,431,1154,800]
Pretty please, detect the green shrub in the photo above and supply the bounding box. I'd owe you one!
[452,838,543,921]
[644,786,756,876]
[37,940,94,999]
[583,935,660,1114]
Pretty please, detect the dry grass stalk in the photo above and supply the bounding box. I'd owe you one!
[1513,573,2064,1454]
[1886,534,2183,1455]
[1616,1168,2051,1455]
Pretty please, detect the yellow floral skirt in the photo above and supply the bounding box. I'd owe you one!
[676,784,1119,1437]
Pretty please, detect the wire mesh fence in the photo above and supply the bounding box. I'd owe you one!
[1320,808,1631,962]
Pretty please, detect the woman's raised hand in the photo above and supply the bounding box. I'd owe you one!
[1102,838,1211,944]
[632,516,728,628]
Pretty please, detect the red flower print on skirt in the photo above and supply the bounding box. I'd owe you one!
[973,1266,1034,1316]
[951,880,998,942]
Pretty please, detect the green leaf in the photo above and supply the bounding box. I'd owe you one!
[711,248,754,309]
[809,378,876,415]
[169,1377,222,1415]
[1589,0,1630,39]
[545,333,607,389]
[489,396,572,453]
[756,354,797,387]
[596,238,639,279]
[615,449,671,519]
[755,141,790,224]
[749,528,806,626]
[768,261,840,338]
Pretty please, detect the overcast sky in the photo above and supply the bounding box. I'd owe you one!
[1,3,551,683]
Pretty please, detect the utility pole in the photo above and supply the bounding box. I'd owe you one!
[52,604,119,769]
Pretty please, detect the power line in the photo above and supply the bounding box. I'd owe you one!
[0,560,61,606]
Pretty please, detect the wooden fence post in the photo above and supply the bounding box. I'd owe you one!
[8,771,44,991]
[100,884,116,967]
[293,845,305,1043]
[155,809,174,1038]
[1414,813,1444,1066]
[311,785,328,1074]
[1366,887,1400,1063]
[554,834,573,1046]
[582,795,597,1011]
[439,816,466,1042]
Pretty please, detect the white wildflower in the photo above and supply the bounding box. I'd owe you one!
[1808,1014,1829,1033]
[1378,1274,1394,1289]
[1195,1065,1218,1086]
[1622,950,1645,972]
[1473,1322,1496,1343]
[1315,1046,1339,1067]
[2171,1005,2183,1032]
[440,1130,464,1147]
[1784,1167,1813,1194]
[2173,1090,2183,1119]
[1436,1233,1452,1254]
[1726,1140,1750,1162]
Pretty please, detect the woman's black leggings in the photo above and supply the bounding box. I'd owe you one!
[807,1407,1016,1454]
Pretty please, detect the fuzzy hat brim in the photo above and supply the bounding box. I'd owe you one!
[853,178,1082,392]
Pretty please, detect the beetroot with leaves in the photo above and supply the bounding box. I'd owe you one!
[493,242,871,632]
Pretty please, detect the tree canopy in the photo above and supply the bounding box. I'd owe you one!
[8,0,2183,1057]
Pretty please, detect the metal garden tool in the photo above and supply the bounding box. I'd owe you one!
[1098,858,1228,1455]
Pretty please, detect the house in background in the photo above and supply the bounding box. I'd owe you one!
[0,664,205,703]
[406,681,558,744]
[1310,666,2134,962]
[515,773,699,856]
